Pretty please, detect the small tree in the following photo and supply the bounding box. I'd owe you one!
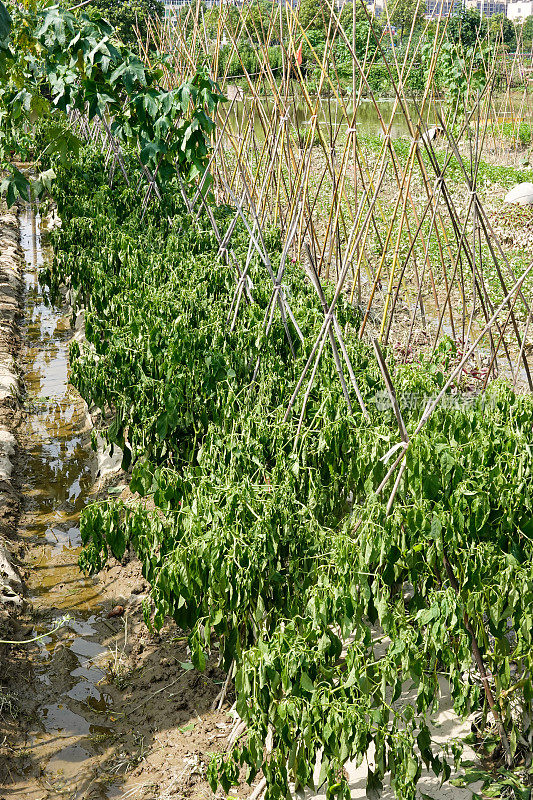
[390,0,425,41]
[447,9,487,48]
[241,0,276,44]
[339,0,376,28]
[338,1,383,57]
[488,12,516,47]
[84,0,164,48]
[203,3,240,41]
[298,0,332,32]
[522,15,533,48]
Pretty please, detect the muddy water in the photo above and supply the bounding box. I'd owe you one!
[228,93,533,142]
[228,97,433,141]
[11,207,119,799]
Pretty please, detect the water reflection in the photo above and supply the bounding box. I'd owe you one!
[227,97,435,140]
[17,207,117,798]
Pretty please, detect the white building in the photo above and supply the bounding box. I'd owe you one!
[463,0,507,14]
[507,0,533,17]
[163,0,242,18]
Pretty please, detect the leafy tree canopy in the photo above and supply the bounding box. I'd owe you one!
[389,0,426,40]
[83,0,164,48]
[241,0,278,43]
[339,0,381,29]
[446,9,487,48]
[203,3,242,40]
[521,14,533,47]
[488,12,516,45]
[0,0,222,205]
[298,0,333,32]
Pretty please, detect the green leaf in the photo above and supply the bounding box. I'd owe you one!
[179,722,195,732]
[0,0,11,46]
[416,604,440,625]
[32,168,56,197]
[211,608,223,626]
[121,444,132,472]
[0,166,31,206]
[406,757,419,781]
[299,672,315,693]
[430,513,443,539]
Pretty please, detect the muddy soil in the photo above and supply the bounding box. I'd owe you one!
[0,208,241,800]
[0,201,24,646]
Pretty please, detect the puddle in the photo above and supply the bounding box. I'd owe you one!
[14,206,117,798]
[41,703,93,737]
[45,744,93,777]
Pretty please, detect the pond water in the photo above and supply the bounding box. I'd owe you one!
[226,96,435,140]
[224,92,533,143]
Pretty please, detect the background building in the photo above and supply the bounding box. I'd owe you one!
[507,0,533,17]
[425,0,463,20]
[465,0,507,15]
[164,0,190,17]
[162,0,533,22]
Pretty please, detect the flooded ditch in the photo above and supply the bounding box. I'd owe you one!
[6,206,119,800]
[3,206,227,800]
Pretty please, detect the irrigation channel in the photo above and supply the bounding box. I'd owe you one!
[12,206,119,799]
[10,205,227,800]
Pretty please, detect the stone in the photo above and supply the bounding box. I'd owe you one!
[0,545,23,605]
[0,359,18,402]
[504,182,533,206]
[418,125,444,146]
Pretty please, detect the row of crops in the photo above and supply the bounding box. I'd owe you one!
[42,145,533,799]
[2,0,532,793]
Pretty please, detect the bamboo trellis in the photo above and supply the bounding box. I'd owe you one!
[68,0,532,514]
[151,4,529,371]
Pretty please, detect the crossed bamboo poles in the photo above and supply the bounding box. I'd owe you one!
[143,1,528,366]
[69,0,533,410]
[70,0,533,397]
[70,3,533,429]
[64,6,533,766]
